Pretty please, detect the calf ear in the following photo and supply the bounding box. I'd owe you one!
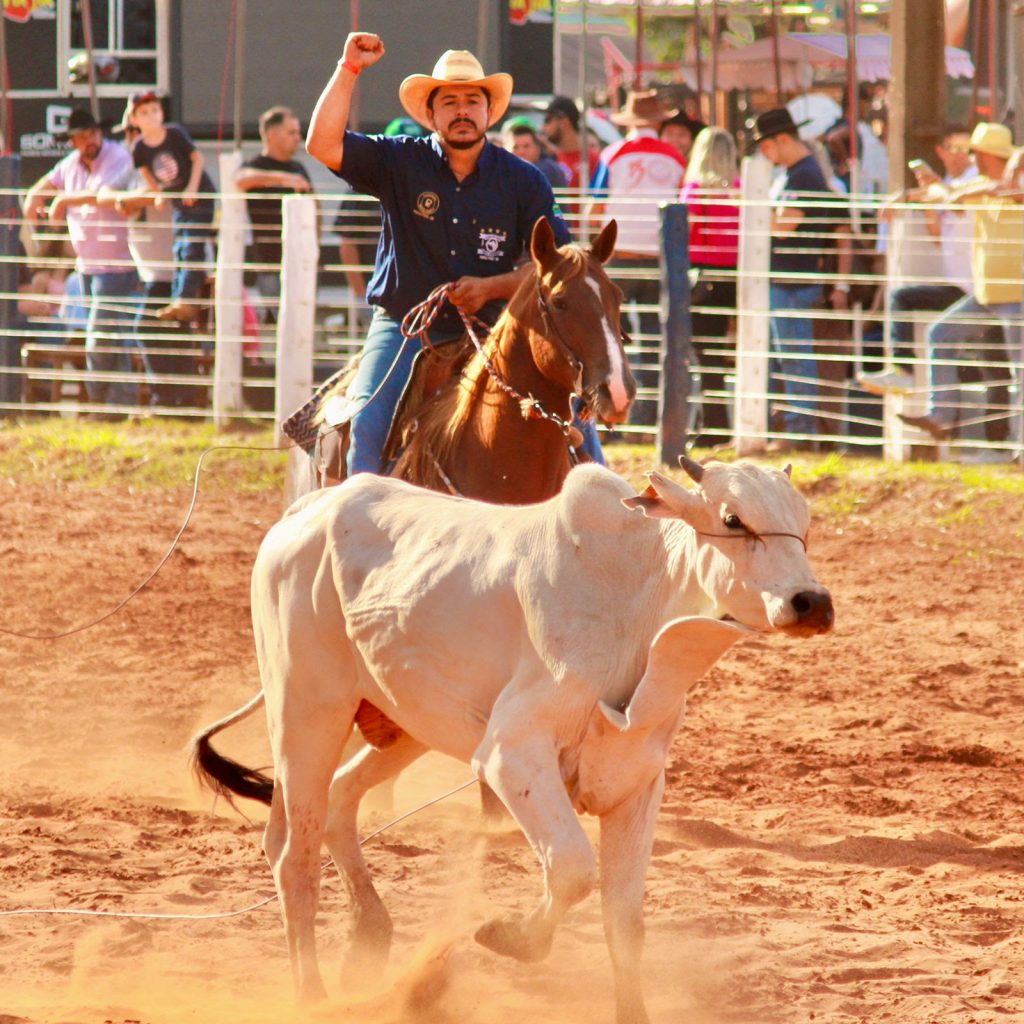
[588,219,617,264]
[621,470,704,523]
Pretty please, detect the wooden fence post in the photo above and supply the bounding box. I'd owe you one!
[276,195,320,500]
[213,150,246,425]
[658,202,692,464]
[734,155,772,455]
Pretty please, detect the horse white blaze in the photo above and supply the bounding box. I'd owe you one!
[586,274,631,413]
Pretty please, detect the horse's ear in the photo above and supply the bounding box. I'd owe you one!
[530,216,560,272]
[589,220,617,264]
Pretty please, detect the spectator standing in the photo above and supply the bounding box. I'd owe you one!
[101,107,209,410]
[129,91,216,323]
[23,108,140,414]
[542,95,605,190]
[679,127,740,439]
[753,107,851,449]
[898,123,1024,441]
[860,127,983,395]
[235,106,314,322]
[659,111,706,163]
[305,35,574,475]
[503,118,567,188]
[593,90,687,425]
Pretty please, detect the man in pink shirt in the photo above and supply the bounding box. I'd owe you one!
[24,108,140,415]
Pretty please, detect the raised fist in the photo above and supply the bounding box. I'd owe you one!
[343,32,385,70]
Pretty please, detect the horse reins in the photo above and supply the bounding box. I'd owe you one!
[402,282,584,449]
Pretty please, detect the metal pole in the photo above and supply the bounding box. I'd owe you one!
[579,0,589,243]
[970,0,984,122]
[233,0,246,149]
[769,0,783,106]
[846,0,857,166]
[634,3,643,89]
[1014,3,1024,145]
[693,2,704,120]
[350,0,361,130]
[987,0,997,118]
[80,0,100,120]
[710,0,719,126]
[0,12,8,154]
[657,203,692,464]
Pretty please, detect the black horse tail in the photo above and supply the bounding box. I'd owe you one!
[191,691,274,807]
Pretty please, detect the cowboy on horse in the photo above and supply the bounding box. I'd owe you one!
[305,31,604,475]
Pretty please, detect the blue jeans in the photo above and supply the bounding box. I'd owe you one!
[769,282,821,435]
[347,309,445,475]
[346,308,604,475]
[890,284,966,354]
[926,293,1020,427]
[172,201,214,301]
[82,270,141,407]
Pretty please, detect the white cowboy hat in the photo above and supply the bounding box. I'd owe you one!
[399,50,513,130]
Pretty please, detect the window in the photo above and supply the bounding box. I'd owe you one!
[64,0,166,93]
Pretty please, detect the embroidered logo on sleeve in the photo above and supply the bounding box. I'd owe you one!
[477,227,507,262]
[415,192,440,220]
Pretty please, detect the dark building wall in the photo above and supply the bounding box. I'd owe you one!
[177,0,513,136]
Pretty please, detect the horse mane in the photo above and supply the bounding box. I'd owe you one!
[392,243,592,490]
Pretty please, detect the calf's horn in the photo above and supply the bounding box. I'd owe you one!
[677,454,705,483]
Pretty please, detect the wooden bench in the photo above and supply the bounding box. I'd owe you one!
[21,335,89,405]
[21,335,154,408]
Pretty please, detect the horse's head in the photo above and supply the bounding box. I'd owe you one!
[529,217,636,424]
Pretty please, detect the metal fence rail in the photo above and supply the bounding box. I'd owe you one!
[4,166,1022,465]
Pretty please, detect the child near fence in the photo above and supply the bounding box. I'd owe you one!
[127,91,215,323]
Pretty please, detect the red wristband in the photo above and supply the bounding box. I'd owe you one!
[340,59,361,76]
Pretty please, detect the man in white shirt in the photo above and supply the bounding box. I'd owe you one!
[860,127,1001,397]
[591,90,687,425]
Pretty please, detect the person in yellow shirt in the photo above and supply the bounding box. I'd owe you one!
[901,123,1023,440]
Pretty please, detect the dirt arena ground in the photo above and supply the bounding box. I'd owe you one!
[2,438,1024,1024]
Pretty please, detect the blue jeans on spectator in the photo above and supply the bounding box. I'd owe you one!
[172,200,214,301]
[347,307,604,475]
[890,284,965,356]
[925,293,1021,428]
[769,282,821,435]
[82,269,141,408]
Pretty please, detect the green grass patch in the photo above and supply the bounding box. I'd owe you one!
[0,417,287,492]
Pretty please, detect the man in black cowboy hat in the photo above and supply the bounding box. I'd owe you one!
[24,107,141,415]
[751,107,851,450]
[658,110,707,162]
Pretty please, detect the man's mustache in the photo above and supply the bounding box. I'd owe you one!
[451,118,475,129]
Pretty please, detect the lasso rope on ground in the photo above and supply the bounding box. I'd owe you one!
[0,443,293,641]
[0,778,480,922]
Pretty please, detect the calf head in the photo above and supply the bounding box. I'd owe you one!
[623,456,834,637]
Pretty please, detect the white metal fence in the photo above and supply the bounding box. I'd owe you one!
[5,160,1023,465]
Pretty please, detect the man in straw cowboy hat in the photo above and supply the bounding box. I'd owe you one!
[306,32,573,475]
[898,122,1024,443]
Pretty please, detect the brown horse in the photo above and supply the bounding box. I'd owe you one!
[386,216,635,502]
[301,216,635,502]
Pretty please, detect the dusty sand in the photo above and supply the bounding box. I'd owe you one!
[2,457,1023,1024]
